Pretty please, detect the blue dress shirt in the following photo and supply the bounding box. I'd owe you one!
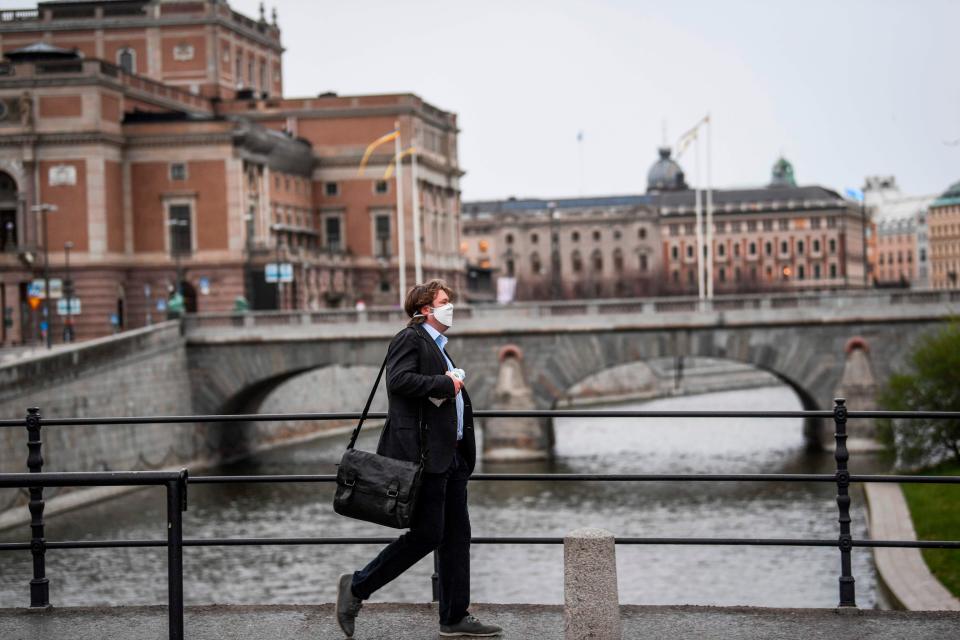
[422,323,464,441]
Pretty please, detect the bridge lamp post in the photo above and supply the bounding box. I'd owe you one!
[270,223,283,310]
[29,203,58,349]
[63,241,74,343]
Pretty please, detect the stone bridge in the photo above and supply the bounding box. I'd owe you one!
[184,290,959,448]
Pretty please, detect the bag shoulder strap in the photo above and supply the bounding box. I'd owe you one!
[346,352,388,450]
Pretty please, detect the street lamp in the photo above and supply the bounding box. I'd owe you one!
[63,240,74,343]
[29,203,58,349]
[269,223,283,310]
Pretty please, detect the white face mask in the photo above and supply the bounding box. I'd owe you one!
[430,303,454,327]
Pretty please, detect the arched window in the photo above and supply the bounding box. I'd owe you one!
[118,47,136,74]
[613,248,623,272]
[571,250,583,273]
[531,252,542,275]
[592,249,603,272]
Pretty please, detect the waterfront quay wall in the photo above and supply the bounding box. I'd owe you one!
[0,322,207,529]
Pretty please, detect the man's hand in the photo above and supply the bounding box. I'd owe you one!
[445,371,464,395]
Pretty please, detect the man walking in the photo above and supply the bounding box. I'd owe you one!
[336,279,502,638]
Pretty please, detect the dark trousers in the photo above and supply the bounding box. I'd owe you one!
[351,449,471,626]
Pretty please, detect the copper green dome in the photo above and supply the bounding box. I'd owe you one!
[769,157,796,188]
[932,179,960,207]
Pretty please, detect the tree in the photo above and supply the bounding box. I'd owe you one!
[878,321,960,470]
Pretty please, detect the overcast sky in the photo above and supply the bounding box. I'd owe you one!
[232,0,959,202]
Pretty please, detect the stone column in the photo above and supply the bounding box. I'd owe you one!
[564,528,622,640]
[834,337,880,448]
[482,345,553,461]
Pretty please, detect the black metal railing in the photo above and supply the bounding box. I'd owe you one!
[1,400,959,640]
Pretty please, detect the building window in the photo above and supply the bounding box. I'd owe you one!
[640,254,648,271]
[765,241,772,256]
[638,226,647,240]
[531,252,542,275]
[572,231,580,242]
[571,250,583,273]
[827,217,837,229]
[118,47,136,74]
[684,223,695,235]
[613,229,622,240]
[778,219,789,230]
[719,267,726,282]
[169,163,187,181]
[731,221,742,232]
[590,250,601,272]
[715,222,725,234]
[530,232,539,244]
[668,224,678,237]
[749,242,757,255]
[259,61,267,93]
[325,182,340,197]
[798,265,805,280]
[814,264,821,279]
[797,240,804,255]
[506,259,515,277]
[813,239,821,253]
[672,270,679,283]
[810,217,822,229]
[780,240,789,254]
[479,239,489,253]
[686,245,694,258]
[613,248,623,272]
[750,266,758,280]
[506,233,514,245]
[718,244,726,257]
[325,216,342,251]
[734,267,741,282]
[592,230,601,241]
[671,245,679,260]
[374,180,389,195]
[829,238,837,254]
[879,254,885,265]
[374,213,391,257]
[168,204,192,256]
[747,221,757,232]
[763,220,773,231]
[235,51,243,85]
[733,243,740,257]
[830,264,838,278]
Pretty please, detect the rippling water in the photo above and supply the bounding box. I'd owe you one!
[0,386,887,608]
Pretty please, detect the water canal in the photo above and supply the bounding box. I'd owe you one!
[0,385,887,608]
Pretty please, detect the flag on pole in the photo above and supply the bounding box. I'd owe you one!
[845,188,865,202]
[384,147,417,180]
[358,130,400,176]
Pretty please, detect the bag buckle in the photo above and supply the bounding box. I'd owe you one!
[386,488,399,498]
[344,477,356,487]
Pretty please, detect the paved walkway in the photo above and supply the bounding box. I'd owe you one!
[2,603,960,640]
[864,482,960,611]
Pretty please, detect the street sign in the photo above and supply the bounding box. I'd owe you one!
[266,263,294,283]
[199,277,210,295]
[29,279,63,299]
[57,298,81,315]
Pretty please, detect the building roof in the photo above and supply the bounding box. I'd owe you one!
[932,180,960,208]
[3,42,80,61]
[463,194,656,215]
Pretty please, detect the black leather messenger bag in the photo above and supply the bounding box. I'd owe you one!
[333,353,426,529]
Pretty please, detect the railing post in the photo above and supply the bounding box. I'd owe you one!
[431,550,440,602]
[25,406,49,608]
[166,469,188,640]
[833,398,856,608]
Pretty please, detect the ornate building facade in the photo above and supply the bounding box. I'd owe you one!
[0,0,463,344]
[463,151,869,300]
[929,179,960,289]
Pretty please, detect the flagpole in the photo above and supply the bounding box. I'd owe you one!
[705,114,714,300]
[694,132,705,302]
[394,121,407,306]
[411,132,423,284]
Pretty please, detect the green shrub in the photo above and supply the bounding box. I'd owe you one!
[877,321,960,470]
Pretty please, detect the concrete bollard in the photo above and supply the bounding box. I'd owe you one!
[564,528,622,640]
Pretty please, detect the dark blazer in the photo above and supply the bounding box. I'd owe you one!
[376,322,476,474]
